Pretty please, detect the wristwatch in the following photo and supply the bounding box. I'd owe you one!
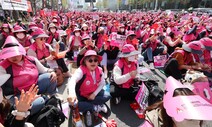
[11,110,30,118]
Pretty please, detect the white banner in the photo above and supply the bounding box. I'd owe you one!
[1,0,28,11]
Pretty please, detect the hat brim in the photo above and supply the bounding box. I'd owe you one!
[182,44,203,54]
[80,55,102,65]
[13,30,26,33]
[118,51,140,58]
[33,34,49,39]
[204,46,212,51]
[0,47,26,60]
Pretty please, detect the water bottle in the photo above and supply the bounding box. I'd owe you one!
[85,111,92,126]
[71,103,83,127]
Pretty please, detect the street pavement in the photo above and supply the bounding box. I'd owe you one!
[58,62,167,127]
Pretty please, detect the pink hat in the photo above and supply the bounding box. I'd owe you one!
[80,50,102,65]
[81,34,90,41]
[52,19,58,23]
[182,41,203,54]
[126,30,136,38]
[73,27,81,33]
[164,77,212,122]
[1,23,9,28]
[0,36,26,60]
[31,28,49,39]
[48,23,57,29]
[200,37,212,50]
[13,25,26,33]
[28,22,37,28]
[118,44,140,57]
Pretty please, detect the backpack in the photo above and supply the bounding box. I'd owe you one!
[27,96,66,127]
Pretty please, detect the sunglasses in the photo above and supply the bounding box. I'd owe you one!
[39,37,46,41]
[88,58,98,63]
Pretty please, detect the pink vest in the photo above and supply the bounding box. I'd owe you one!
[78,65,102,98]
[70,36,81,47]
[0,56,39,95]
[97,34,104,49]
[115,58,137,88]
[29,43,50,60]
[47,32,59,44]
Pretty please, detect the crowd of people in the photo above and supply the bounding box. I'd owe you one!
[0,10,212,127]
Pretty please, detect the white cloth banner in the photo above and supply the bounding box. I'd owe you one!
[1,0,28,11]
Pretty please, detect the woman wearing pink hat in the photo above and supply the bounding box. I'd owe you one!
[46,23,60,45]
[66,27,82,61]
[0,23,12,48]
[27,28,71,78]
[110,44,140,104]
[76,34,98,67]
[164,41,209,80]
[0,36,57,115]
[67,50,111,113]
[13,25,32,50]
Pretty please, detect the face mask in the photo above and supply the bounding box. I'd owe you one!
[75,32,80,37]
[128,55,136,62]
[120,28,125,32]
[3,28,9,33]
[0,88,3,103]
[16,33,25,39]
[50,28,56,33]
[83,27,87,31]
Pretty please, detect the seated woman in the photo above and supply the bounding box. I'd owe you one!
[77,34,98,67]
[27,28,71,78]
[67,50,111,113]
[141,31,167,69]
[0,36,57,115]
[110,44,140,105]
[164,41,210,80]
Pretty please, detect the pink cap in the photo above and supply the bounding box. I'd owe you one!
[164,77,212,122]
[80,50,102,65]
[0,36,26,60]
[13,25,26,33]
[118,44,140,57]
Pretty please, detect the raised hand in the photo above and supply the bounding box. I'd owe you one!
[15,84,39,112]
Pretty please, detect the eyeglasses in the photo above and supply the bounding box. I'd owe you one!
[88,58,98,63]
[39,37,46,41]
